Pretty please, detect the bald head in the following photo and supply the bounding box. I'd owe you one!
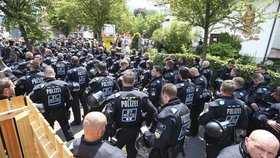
[25,52,33,59]
[57,53,64,60]
[83,112,107,141]
[202,60,210,68]
[245,130,279,158]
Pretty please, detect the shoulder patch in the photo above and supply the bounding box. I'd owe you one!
[170,107,178,114]
[155,123,166,139]
[219,100,225,105]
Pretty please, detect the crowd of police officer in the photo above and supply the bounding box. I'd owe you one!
[1,37,280,158]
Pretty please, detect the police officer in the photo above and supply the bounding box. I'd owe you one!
[200,60,212,89]
[141,83,190,158]
[66,112,125,158]
[257,65,270,86]
[199,80,248,158]
[67,56,89,126]
[232,77,247,102]
[88,62,120,111]
[163,60,177,84]
[214,60,235,90]
[52,53,69,80]
[30,66,74,141]
[103,70,157,158]
[188,67,208,137]
[141,60,153,88]
[144,66,166,109]
[176,67,195,108]
[15,60,44,95]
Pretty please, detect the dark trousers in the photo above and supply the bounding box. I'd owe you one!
[71,89,89,123]
[116,127,139,158]
[190,104,204,136]
[44,108,74,141]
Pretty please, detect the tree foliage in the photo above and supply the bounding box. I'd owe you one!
[53,0,129,41]
[152,21,191,53]
[131,32,141,50]
[0,0,52,50]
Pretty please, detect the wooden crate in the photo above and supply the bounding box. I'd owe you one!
[0,96,73,158]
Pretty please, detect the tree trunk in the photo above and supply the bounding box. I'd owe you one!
[19,24,32,51]
[202,0,211,60]
[97,31,102,44]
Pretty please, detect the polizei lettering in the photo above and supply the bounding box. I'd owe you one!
[46,87,62,94]
[121,97,139,108]
[227,108,241,115]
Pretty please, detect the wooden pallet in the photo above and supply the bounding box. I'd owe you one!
[0,96,73,158]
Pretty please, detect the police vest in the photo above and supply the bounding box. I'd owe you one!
[209,98,246,128]
[148,78,165,98]
[36,80,67,109]
[67,67,87,86]
[158,101,190,145]
[90,76,115,98]
[25,72,45,93]
[109,90,147,128]
[176,82,195,107]
[55,61,68,76]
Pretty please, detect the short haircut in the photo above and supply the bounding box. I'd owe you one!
[162,83,177,99]
[252,73,264,83]
[258,65,267,71]
[166,60,174,68]
[120,59,129,66]
[179,67,189,79]
[232,68,241,77]
[194,57,200,64]
[29,60,40,70]
[122,70,135,85]
[221,80,235,95]
[153,65,163,75]
[179,56,187,64]
[228,60,235,65]
[0,77,12,94]
[233,77,245,88]
[146,60,153,68]
[97,62,107,73]
[71,56,79,65]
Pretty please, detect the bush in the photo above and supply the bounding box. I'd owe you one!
[150,52,280,89]
[208,32,242,59]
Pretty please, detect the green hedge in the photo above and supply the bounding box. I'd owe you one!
[150,52,280,89]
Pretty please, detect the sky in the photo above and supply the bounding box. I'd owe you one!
[127,0,159,12]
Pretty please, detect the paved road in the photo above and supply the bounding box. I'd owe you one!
[54,109,206,158]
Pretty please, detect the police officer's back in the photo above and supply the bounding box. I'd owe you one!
[66,56,89,125]
[52,53,69,80]
[200,60,212,89]
[88,62,120,111]
[104,70,157,158]
[141,83,190,158]
[30,66,74,141]
[199,80,248,158]
[176,67,195,108]
[15,60,44,95]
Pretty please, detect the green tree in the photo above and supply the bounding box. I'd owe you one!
[132,14,145,35]
[0,0,52,50]
[164,0,239,59]
[55,0,129,41]
[144,13,165,38]
[152,21,191,53]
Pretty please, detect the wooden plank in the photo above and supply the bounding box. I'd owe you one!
[0,107,27,122]
[62,144,73,158]
[15,111,38,158]
[0,99,9,112]
[10,96,25,109]
[0,134,6,158]
[0,119,23,158]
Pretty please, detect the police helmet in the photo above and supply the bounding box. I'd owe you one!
[135,133,152,158]
[205,120,231,138]
[87,91,105,108]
